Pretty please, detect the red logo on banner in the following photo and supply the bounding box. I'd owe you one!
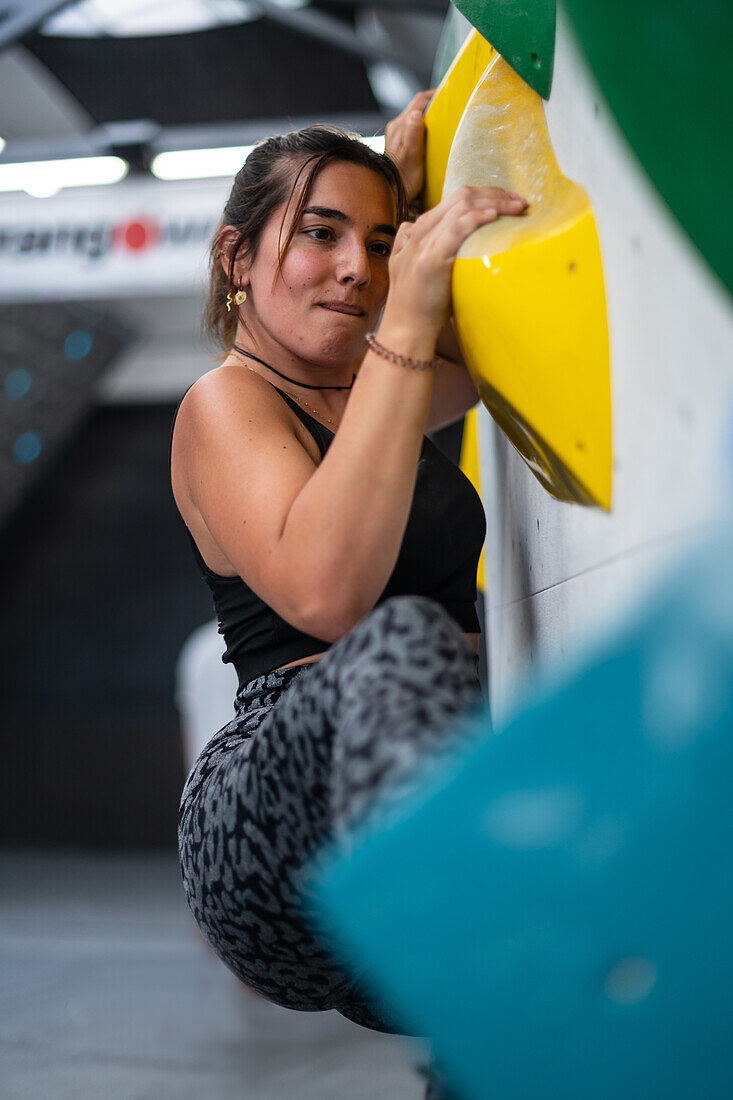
[114,217,160,251]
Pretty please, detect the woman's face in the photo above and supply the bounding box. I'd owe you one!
[238,160,397,370]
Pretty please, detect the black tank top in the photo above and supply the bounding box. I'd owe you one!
[173,385,486,688]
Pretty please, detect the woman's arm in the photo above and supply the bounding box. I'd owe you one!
[177,189,518,643]
[385,92,521,433]
[274,184,504,636]
[176,85,527,642]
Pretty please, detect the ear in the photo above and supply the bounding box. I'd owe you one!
[217,225,251,285]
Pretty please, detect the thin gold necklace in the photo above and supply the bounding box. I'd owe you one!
[238,363,338,429]
[273,381,338,428]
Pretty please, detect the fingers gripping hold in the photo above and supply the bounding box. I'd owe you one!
[384,89,435,204]
[382,185,528,337]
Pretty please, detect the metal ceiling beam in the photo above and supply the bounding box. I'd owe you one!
[250,0,432,84]
[0,0,76,53]
[0,111,390,165]
[150,111,390,152]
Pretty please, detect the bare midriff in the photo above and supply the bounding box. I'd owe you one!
[275,631,480,673]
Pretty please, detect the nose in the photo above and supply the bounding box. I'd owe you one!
[337,239,371,287]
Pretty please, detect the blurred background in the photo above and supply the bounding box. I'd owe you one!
[0,3,453,1097]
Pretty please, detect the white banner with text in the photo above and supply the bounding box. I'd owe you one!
[0,176,232,302]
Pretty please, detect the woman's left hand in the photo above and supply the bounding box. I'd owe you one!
[384,89,435,205]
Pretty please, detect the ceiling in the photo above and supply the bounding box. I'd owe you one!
[1,1,449,152]
[26,19,380,128]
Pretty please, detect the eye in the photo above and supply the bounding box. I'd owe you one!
[369,240,392,258]
[304,226,334,242]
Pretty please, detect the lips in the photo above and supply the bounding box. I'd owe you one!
[319,302,365,317]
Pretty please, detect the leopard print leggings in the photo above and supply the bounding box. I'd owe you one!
[178,595,482,1035]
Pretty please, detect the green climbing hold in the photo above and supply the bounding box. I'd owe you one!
[562,0,733,296]
[452,0,556,99]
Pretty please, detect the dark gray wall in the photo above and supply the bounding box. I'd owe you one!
[0,403,212,848]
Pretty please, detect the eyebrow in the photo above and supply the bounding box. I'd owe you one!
[302,206,396,237]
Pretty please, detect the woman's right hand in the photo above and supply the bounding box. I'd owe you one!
[381,185,527,340]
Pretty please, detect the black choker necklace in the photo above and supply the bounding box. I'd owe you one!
[232,345,355,391]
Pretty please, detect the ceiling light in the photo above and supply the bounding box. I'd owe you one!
[42,0,258,38]
[152,135,385,182]
[0,156,128,198]
[151,146,256,181]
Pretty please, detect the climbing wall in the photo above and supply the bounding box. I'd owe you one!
[474,6,732,721]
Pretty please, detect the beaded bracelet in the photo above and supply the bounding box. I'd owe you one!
[365,332,441,372]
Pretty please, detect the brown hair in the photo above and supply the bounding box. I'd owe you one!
[203,125,408,350]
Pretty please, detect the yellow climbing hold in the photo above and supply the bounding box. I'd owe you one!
[426,32,613,509]
[459,405,486,591]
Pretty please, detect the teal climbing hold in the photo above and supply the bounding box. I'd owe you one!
[308,520,733,1100]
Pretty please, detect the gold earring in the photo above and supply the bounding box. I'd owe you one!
[226,282,246,311]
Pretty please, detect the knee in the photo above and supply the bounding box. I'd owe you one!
[375,594,445,623]
[377,594,457,627]
[326,595,480,699]
[366,596,471,654]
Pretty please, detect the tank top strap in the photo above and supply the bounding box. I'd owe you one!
[268,384,334,458]
[170,379,334,582]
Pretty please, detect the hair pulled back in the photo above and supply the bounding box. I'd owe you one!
[204,125,408,350]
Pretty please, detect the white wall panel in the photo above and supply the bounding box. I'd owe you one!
[484,511,708,725]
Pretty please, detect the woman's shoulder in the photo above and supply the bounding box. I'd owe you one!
[172,361,322,484]
[174,361,310,460]
[170,362,321,578]
[177,361,285,428]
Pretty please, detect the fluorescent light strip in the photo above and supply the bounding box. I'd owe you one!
[152,134,386,182]
[0,155,128,198]
[151,145,256,181]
